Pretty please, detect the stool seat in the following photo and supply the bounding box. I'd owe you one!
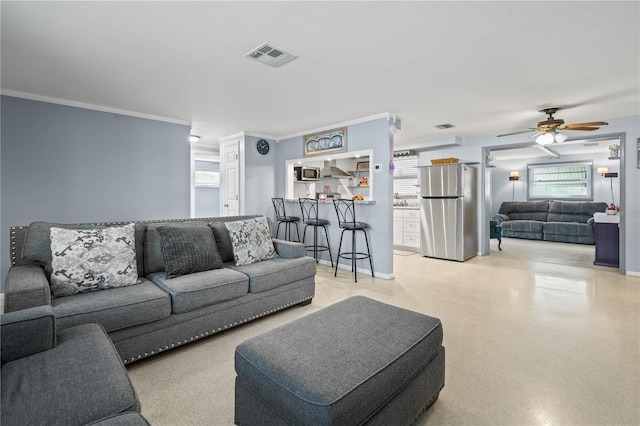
[234,296,445,426]
[340,221,368,230]
[280,215,300,222]
[303,218,329,226]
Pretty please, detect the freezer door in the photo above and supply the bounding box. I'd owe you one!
[420,198,464,261]
[420,164,463,198]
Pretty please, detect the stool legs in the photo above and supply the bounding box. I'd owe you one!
[302,224,333,267]
[275,220,300,242]
[335,229,374,283]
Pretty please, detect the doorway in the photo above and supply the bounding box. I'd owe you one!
[190,150,221,218]
[481,134,625,273]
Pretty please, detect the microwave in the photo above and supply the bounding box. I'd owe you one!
[294,166,321,181]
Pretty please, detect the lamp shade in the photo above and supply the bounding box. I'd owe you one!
[509,171,520,181]
[554,132,568,143]
[536,133,554,145]
[597,167,608,175]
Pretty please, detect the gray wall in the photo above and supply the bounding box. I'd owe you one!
[275,118,394,277]
[1,96,191,291]
[243,135,277,218]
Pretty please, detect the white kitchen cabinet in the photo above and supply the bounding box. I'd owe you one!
[393,208,421,251]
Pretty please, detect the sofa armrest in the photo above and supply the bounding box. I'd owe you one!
[493,213,511,223]
[4,264,52,313]
[587,217,595,226]
[272,239,305,259]
[1,305,56,364]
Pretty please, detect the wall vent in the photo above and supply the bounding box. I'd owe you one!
[245,43,297,68]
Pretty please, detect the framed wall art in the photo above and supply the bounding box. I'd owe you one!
[303,127,347,157]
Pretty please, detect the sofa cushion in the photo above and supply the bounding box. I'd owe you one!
[500,220,544,233]
[52,279,171,332]
[547,201,607,223]
[22,221,145,277]
[224,217,278,266]
[209,222,236,263]
[49,224,140,298]
[147,269,249,314]
[499,201,549,221]
[543,222,595,244]
[227,257,316,293]
[157,225,223,279]
[1,323,139,426]
[143,221,209,274]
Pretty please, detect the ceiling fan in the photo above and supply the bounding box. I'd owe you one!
[498,107,608,145]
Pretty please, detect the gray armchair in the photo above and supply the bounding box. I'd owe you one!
[1,306,149,426]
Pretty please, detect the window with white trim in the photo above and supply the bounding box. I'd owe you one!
[527,161,593,200]
[393,156,419,197]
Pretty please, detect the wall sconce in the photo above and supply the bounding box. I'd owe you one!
[600,169,618,206]
[509,171,520,201]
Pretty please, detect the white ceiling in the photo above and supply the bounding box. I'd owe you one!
[2,1,638,148]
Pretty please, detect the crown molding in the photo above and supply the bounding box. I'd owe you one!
[1,90,191,126]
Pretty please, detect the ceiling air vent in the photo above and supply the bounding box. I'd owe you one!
[245,43,297,68]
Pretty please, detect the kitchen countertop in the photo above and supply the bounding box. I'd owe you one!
[285,199,376,205]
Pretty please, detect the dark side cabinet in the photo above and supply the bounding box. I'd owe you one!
[593,222,619,267]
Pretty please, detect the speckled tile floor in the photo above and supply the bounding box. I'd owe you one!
[128,240,639,425]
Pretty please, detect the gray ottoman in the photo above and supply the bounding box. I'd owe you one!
[234,296,445,425]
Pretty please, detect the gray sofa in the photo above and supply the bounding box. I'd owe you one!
[1,305,150,426]
[4,216,316,365]
[495,201,607,244]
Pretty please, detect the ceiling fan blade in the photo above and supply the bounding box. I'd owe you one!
[563,121,608,128]
[497,129,535,137]
[562,126,599,131]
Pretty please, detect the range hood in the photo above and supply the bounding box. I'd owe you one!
[321,160,351,178]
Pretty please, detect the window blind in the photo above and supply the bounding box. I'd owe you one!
[393,157,419,196]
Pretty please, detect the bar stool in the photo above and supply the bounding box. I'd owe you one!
[332,199,374,282]
[271,197,300,242]
[298,198,333,266]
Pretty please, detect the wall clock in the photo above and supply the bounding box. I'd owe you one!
[256,139,270,155]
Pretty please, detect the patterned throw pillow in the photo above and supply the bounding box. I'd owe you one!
[49,224,139,298]
[224,217,278,266]
[157,225,223,279]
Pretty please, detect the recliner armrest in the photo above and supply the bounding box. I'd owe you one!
[1,305,56,364]
[272,239,305,259]
[4,264,51,313]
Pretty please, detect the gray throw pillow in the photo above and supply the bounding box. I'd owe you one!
[49,224,140,298]
[224,217,278,266]
[157,225,223,279]
[209,222,235,263]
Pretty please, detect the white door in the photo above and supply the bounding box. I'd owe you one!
[221,140,240,216]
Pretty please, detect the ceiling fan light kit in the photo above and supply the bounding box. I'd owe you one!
[498,107,608,144]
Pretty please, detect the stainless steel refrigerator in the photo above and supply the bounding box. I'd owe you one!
[419,163,477,261]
